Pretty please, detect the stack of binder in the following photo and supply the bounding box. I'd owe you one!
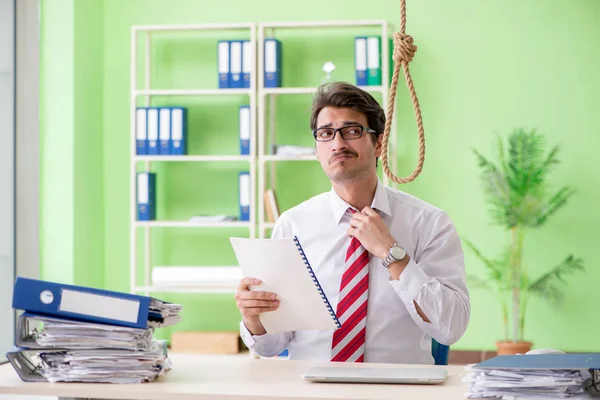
[6,277,183,384]
[464,353,600,399]
[354,36,387,86]
[218,40,252,89]
[136,107,187,156]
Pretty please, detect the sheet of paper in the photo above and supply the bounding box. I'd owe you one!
[230,237,339,334]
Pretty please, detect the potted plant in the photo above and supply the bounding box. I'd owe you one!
[464,128,584,355]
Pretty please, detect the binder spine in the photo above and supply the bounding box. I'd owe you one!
[293,236,341,329]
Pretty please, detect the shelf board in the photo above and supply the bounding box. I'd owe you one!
[261,222,276,230]
[260,86,383,95]
[136,221,251,228]
[135,89,251,97]
[135,155,252,162]
[259,20,388,29]
[133,23,254,32]
[261,154,316,161]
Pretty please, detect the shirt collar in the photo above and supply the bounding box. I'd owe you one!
[329,177,392,224]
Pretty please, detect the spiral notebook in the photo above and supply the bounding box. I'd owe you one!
[230,236,340,334]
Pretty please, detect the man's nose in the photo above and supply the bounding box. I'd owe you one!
[330,131,349,152]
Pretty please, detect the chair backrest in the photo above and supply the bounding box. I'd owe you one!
[431,339,449,365]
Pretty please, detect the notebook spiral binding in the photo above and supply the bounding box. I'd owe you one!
[293,236,341,329]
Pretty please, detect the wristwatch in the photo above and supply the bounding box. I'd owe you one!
[381,243,407,268]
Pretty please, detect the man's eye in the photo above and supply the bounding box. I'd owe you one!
[346,128,361,135]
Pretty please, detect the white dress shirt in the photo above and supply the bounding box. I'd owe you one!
[240,178,470,364]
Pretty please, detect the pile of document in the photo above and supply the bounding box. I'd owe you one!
[463,353,600,399]
[7,277,183,384]
[464,365,591,398]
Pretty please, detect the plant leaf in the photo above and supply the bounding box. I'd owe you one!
[535,186,575,227]
[527,255,584,304]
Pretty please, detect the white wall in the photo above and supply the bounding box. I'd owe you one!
[0,0,16,361]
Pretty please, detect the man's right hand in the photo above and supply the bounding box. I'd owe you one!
[235,277,279,336]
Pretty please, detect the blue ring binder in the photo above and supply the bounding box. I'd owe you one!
[293,236,341,329]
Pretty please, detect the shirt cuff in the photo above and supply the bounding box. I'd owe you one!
[239,320,256,347]
[388,258,431,303]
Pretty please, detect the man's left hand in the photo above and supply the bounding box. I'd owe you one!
[347,207,396,259]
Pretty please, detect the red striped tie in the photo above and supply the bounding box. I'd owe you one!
[331,208,370,363]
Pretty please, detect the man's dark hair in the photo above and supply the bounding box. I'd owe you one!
[310,82,386,140]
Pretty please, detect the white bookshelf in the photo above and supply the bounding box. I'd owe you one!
[257,20,398,238]
[130,24,257,294]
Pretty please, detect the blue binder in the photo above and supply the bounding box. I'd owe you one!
[137,172,156,221]
[12,277,165,329]
[218,40,230,89]
[242,40,251,88]
[147,108,159,155]
[239,105,250,155]
[239,171,250,221]
[354,37,368,86]
[158,107,171,155]
[475,353,600,370]
[170,107,187,155]
[135,107,148,155]
[264,38,282,88]
[230,40,243,89]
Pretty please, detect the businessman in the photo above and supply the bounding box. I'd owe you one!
[235,82,470,364]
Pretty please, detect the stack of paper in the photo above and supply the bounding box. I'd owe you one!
[464,366,590,399]
[31,315,154,350]
[38,342,170,384]
[463,353,600,399]
[149,299,183,327]
[7,277,184,384]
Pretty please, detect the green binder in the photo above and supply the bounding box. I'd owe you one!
[366,36,382,86]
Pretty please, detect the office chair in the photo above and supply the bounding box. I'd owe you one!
[431,339,449,365]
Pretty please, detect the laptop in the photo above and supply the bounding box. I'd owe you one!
[301,366,448,384]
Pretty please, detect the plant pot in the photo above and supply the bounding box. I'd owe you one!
[496,341,533,355]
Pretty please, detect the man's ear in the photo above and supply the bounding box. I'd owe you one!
[374,133,383,157]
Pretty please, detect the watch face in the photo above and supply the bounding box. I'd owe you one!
[390,245,406,260]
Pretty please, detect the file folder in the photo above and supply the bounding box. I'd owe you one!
[366,36,382,86]
[158,108,171,155]
[218,40,230,88]
[239,171,250,221]
[475,353,600,370]
[137,172,156,221]
[11,277,179,329]
[14,312,153,350]
[264,38,282,88]
[136,107,148,155]
[230,40,243,89]
[242,40,251,88]
[354,37,368,86]
[239,105,250,155]
[147,107,159,155]
[170,107,187,155]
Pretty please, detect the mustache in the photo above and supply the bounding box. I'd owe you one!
[329,150,357,163]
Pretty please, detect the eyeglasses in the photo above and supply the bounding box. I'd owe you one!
[312,125,377,142]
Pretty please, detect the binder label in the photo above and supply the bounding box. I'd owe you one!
[159,108,171,155]
[59,289,141,323]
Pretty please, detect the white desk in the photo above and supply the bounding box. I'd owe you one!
[0,354,469,400]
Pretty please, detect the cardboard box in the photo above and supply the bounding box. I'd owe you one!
[170,332,244,354]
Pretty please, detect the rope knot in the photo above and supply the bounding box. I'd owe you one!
[392,32,417,63]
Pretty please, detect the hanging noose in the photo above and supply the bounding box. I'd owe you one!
[381,0,425,184]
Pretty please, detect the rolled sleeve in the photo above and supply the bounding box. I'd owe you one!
[239,320,291,357]
[389,258,430,303]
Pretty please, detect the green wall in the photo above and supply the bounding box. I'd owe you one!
[41,0,600,351]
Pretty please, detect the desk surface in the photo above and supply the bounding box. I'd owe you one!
[0,354,469,400]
